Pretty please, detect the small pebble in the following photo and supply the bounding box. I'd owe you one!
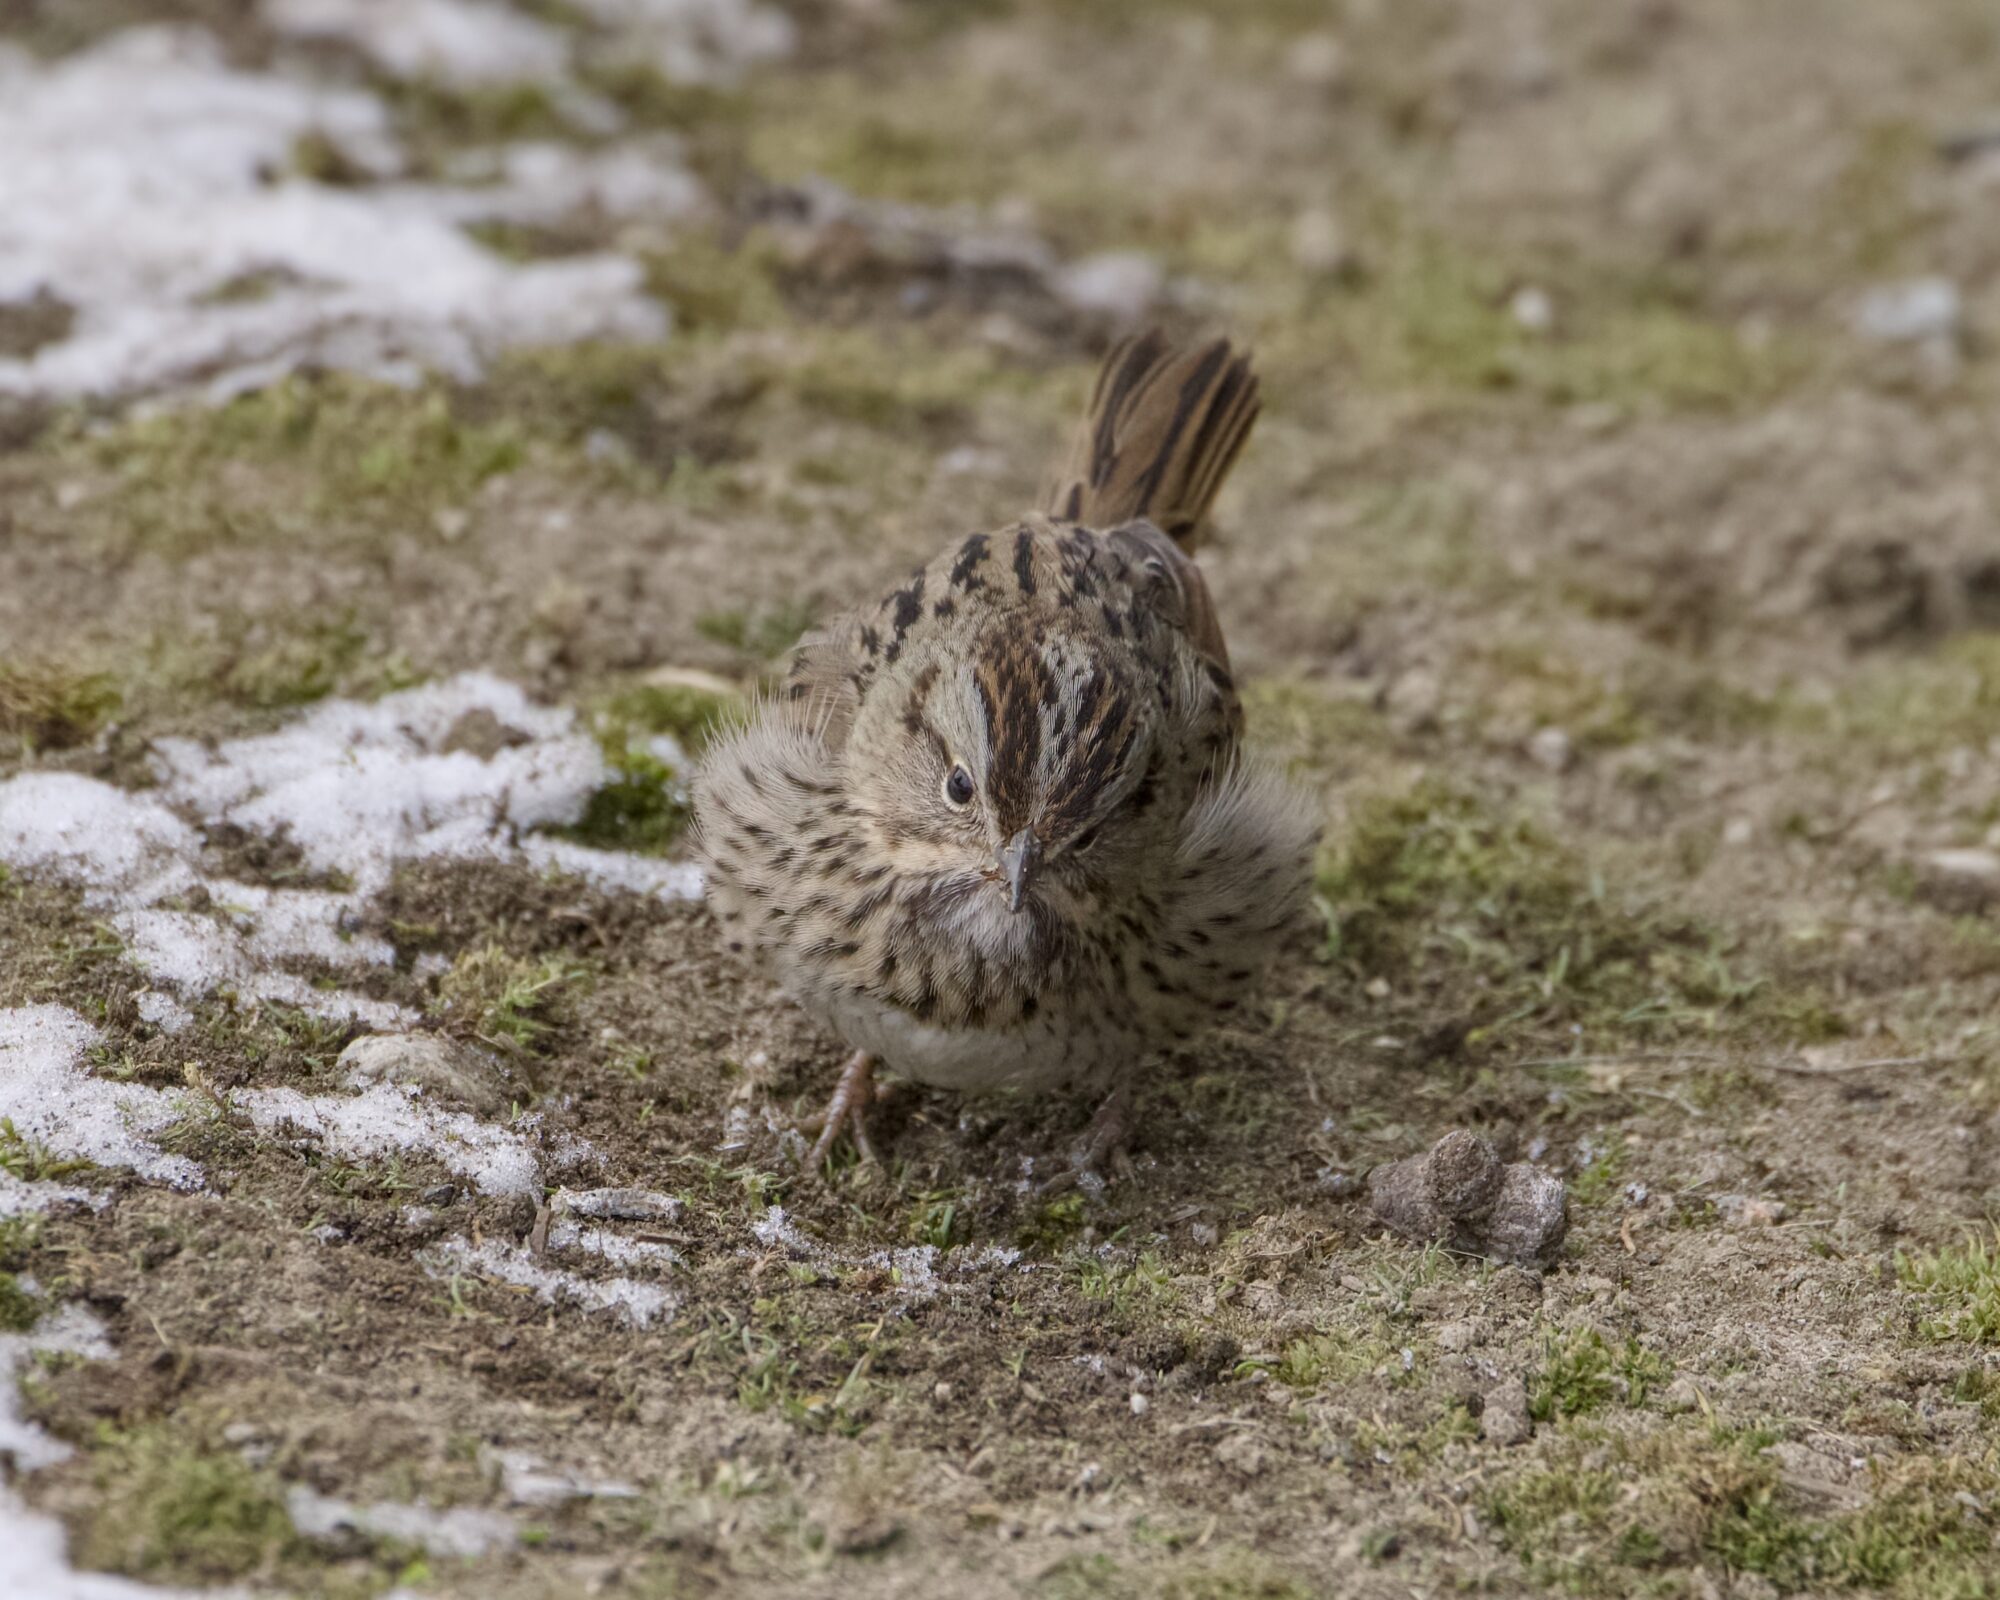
[1482,1377,1533,1446]
[1527,725,1573,772]
[1289,207,1353,276]
[1054,251,1165,323]
[1661,1376,1702,1414]
[1286,31,1348,90]
[1509,285,1555,334]
[1853,277,1961,344]
[1129,1392,1150,1417]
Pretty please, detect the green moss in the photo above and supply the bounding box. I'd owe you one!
[643,229,789,333]
[1527,1327,1670,1421]
[1069,1249,1175,1320]
[695,599,820,663]
[1319,781,1796,1049]
[0,1270,39,1333]
[52,375,525,556]
[593,678,742,758]
[0,1118,95,1183]
[0,659,121,751]
[555,746,688,855]
[1037,1548,1318,1600]
[1569,1144,1628,1209]
[1016,1192,1090,1254]
[218,614,381,711]
[1277,216,1807,412]
[437,944,586,1052]
[1801,635,2000,761]
[74,1423,300,1584]
[1247,1326,1398,1390]
[381,79,571,171]
[1487,1427,2000,1598]
[1952,1366,2000,1421]
[1900,1230,2000,1344]
[906,1192,964,1249]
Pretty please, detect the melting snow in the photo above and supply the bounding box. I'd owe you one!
[750,1206,1025,1301]
[266,0,792,90]
[0,27,666,401]
[424,1235,676,1327]
[0,672,702,1027]
[240,1082,559,1198]
[266,0,569,86]
[287,1485,517,1558]
[0,1306,210,1600]
[0,1171,104,1219]
[0,1007,200,1190]
[0,1004,577,1200]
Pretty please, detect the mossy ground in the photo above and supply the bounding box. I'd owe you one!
[8,1,2000,1597]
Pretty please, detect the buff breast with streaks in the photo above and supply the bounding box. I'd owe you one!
[693,331,1319,1169]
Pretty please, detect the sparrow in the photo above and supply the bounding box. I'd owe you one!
[692,331,1318,1175]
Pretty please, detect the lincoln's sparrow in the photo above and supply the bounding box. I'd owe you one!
[693,332,1317,1173]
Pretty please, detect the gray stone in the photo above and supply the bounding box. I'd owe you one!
[339,1033,509,1115]
[1919,848,2000,912]
[1482,1377,1533,1446]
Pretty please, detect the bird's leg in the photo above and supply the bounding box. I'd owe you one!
[802,1049,878,1167]
[1039,1081,1135,1196]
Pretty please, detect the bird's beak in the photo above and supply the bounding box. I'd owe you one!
[997,828,1039,914]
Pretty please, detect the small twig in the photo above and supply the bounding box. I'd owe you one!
[1515,1051,1725,1070]
[1169,1415,1260,1436]
[1629,1087,1707,1119]
[1767,1054,1959,1076]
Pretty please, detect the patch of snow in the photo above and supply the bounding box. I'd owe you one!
[751,1203,812,1254]
[0,1170,105,1218]
[0,673,701,1029]
[114,908,414,1029]
[489,1449,639,1507]
[548,1216,683,1270]
[149,673,599,893]
[0,1004,578,1201]
[0,27,666,402]
[418,141,710,229]
[1853,276,1962,344]
[238,1081,547,1197]
[0,774,200,908]
[0,1006,200,1189]
[286,1484,516,1558]
[572,0,796,83]
[0,1307,205,1600]
[423,1235,675,1327]
[521,836,706,899]
[560,1186,682,1221]
[751,1205,1026,1301]
[133,991,194,1034]
[265,0,568,86]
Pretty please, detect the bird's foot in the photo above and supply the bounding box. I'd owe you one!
[801,1049,879,1168]
[1038,1083,1135,1196]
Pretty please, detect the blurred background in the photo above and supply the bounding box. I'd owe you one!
[7,3,2000,1597]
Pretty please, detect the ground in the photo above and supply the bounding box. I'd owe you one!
[4,0,2000,1596]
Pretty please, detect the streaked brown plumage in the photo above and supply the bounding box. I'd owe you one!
[693,332,1318,1167]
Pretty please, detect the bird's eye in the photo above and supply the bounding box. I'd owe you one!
[942,765,976,808]
[1071,823,1102,854]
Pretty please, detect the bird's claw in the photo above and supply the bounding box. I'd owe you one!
[1037,1084,1135,1197]
[802,1049,878,1168]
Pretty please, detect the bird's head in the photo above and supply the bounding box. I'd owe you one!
[843,617,1171,955]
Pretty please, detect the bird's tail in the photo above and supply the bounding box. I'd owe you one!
[1043,330,1260,550]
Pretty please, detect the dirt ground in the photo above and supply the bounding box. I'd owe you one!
[6,1,2000,1596]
